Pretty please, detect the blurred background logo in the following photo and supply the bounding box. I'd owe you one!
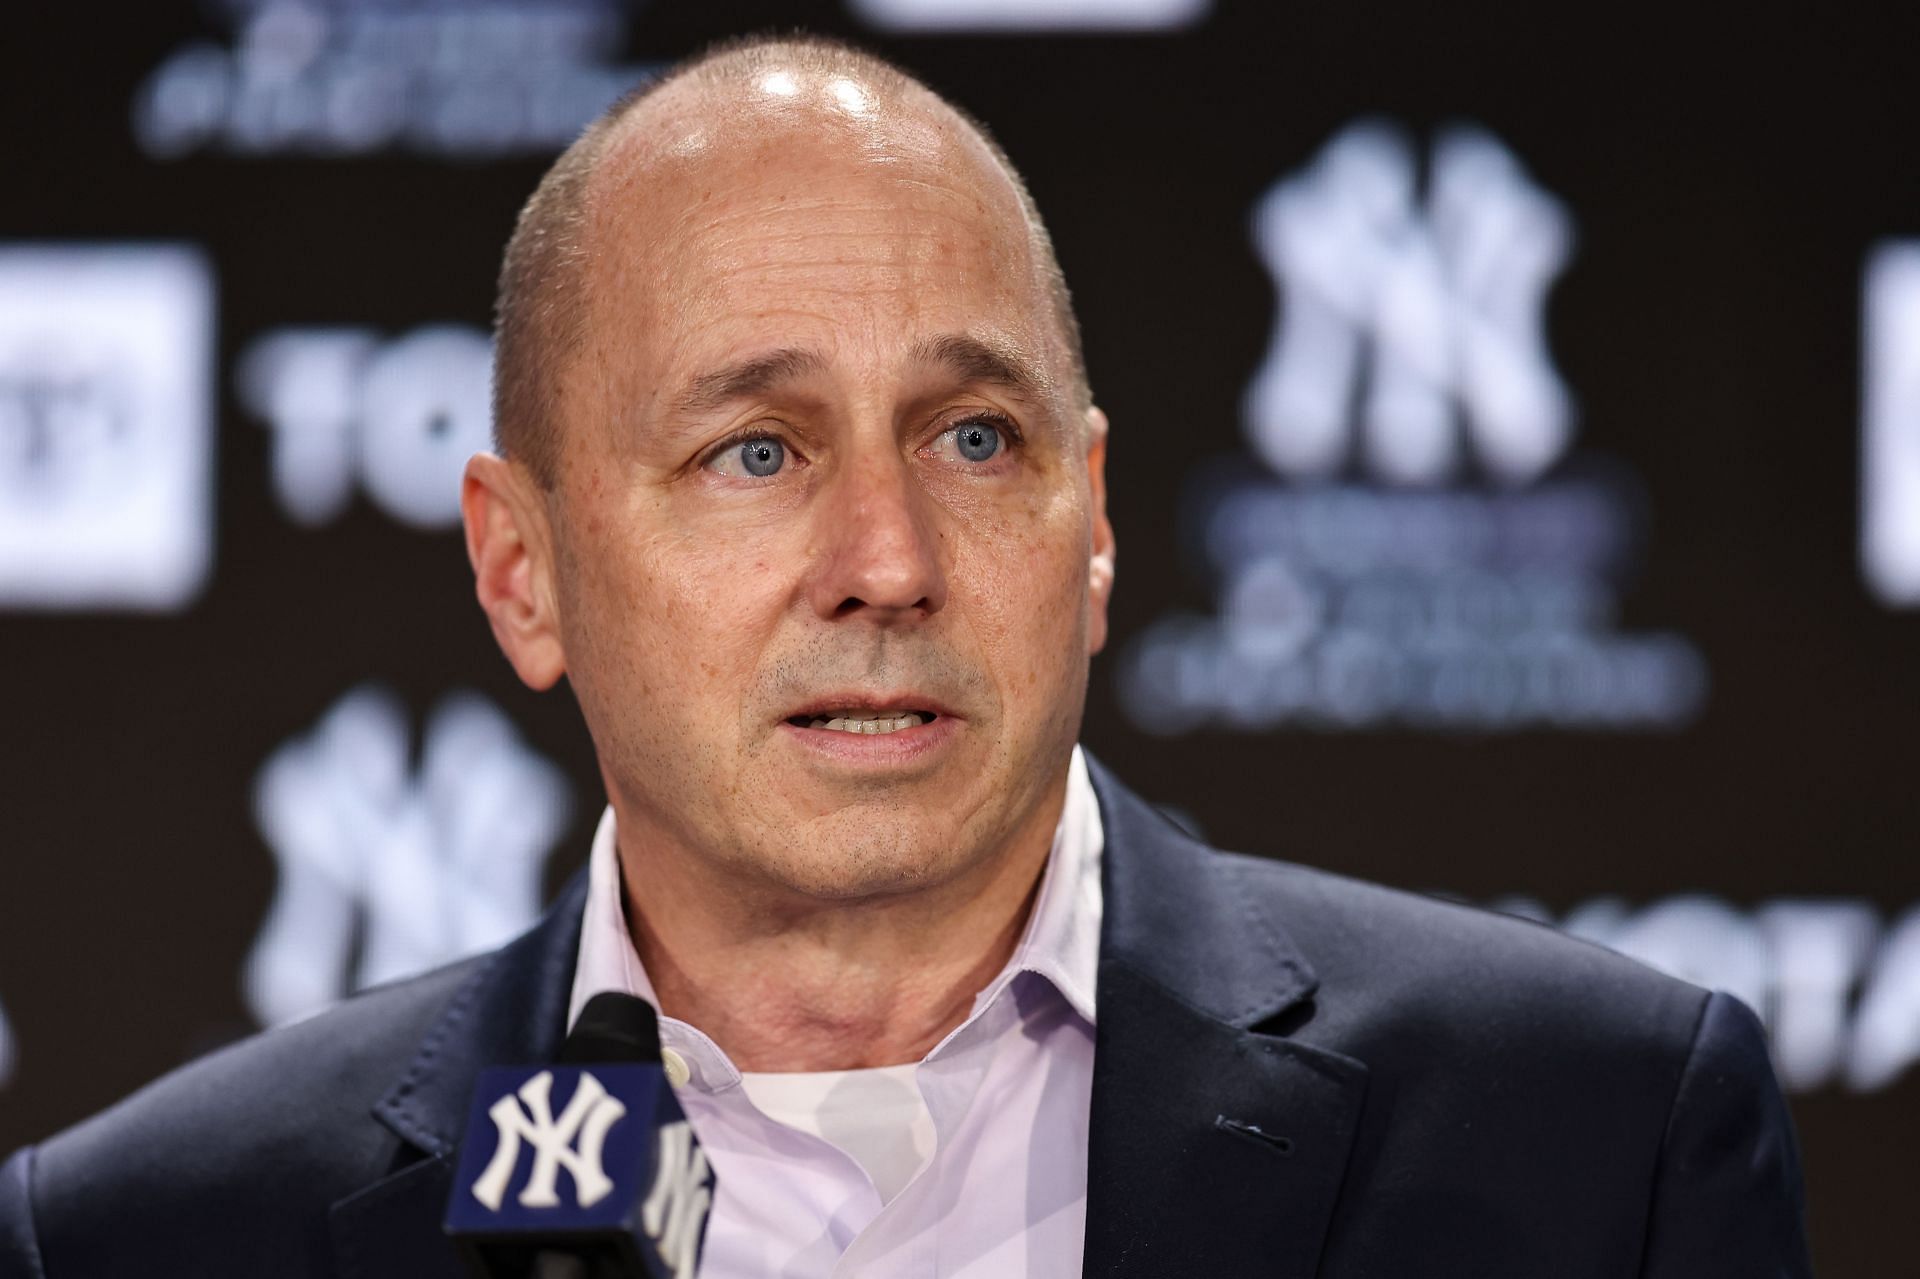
[133,0,659,160]
[1119,124,1705,734]
[1863,242,1920,607]
[0,244,215,611]
[1245,121,1575,488]
[244,685,573,1027]
[237,325,493,529]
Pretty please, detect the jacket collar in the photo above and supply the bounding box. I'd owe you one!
[1086,754,1318,1026]
[1084,755,1368,1278]
[329,876,589,1279]
[370,872,589,1160]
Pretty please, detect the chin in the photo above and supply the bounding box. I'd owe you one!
[756,816,966,901]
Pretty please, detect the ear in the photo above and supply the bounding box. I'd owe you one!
[1084,406,1117,656]
[462,452,567,690]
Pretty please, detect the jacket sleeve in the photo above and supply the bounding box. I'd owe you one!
[1638,991,1813,1279]
[0,1148,48,1279]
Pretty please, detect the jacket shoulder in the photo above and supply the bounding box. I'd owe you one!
[1244,856,1803,1271]
[1087,753,1713,1062]
[18,955,484,1277]
[1229,851,1712,1060]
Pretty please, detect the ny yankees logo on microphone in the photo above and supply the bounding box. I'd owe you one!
[641,1121,712,1279]
[471,1069,628,1211]
[447,1059,718,1277]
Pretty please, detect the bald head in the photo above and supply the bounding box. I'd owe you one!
[492,35,1090,487]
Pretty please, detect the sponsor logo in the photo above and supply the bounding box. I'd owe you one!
[1862,242,1920,606]
[1119,122,1706,733]
[641,1120,713,1279]
[473,1070,627,1212]
[236,325,491,529]
[244,685,571,1026]
[133,0,658,160]
[0,244,214,610]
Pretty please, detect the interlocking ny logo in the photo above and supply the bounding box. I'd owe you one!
[473,1070,628,1211]
[1245,120,1575,487]
[244,685,571,1026]
[642,1121,712,1279]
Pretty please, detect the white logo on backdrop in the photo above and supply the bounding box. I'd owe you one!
[134,0,656,160]
[244,685,571,1026]
[1501,894,1920,1093]
[1118,122,1706,733]
[850,0,1208,32]
[1245,121,1575,487]
[237,325,492,529]
[641,1121,713,1279]
[473,1070,627,1211]
[1862,242,1920,606]
[0,244,214,610]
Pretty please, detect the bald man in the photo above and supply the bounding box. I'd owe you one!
[0,36,1808,1279]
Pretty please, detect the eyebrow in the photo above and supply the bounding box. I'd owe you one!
[907,333,1050,402]
[669,332,1051,420]
[673,347,829,418]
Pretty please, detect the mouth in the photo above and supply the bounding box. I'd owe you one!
[776,694,960,768]
[784,707,943,735]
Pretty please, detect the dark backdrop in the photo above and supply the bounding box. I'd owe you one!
[2,3,1915,1273]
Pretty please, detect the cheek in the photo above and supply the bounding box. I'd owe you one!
[960,491,1091,705]
[567,510,785,723]
[641,547,788,687]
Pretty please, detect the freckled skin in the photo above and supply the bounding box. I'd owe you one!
[464,64,1115,1068]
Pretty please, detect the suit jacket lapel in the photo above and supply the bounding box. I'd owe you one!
[1084,759,1368,1278]
[328,874,588,1278]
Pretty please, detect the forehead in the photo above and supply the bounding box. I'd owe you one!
[575,72,1054,398]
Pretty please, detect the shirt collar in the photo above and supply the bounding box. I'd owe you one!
[983,743,1102,1024]
[567,745,1104,1066]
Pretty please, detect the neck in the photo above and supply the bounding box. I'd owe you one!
[615,783,1065,1073]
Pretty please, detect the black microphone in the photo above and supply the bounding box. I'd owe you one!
[561,993,668,1067]
[444,993,716,1279]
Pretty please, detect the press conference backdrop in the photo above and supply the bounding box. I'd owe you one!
[1,1,1915,1269]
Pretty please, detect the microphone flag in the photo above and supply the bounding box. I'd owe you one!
[444,1061,714,1277]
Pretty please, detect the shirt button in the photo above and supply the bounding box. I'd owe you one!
[661,1046,691,1088]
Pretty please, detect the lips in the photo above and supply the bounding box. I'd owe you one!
[774,691,962,767]
[800,711,930,734]
[781,694,954,735]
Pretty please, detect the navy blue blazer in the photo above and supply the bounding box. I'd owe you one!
[1,761,1810,1277]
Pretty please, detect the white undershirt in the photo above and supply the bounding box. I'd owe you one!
[737,1063,936,1203]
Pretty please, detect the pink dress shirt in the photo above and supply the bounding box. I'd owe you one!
[567,747,1104,1278]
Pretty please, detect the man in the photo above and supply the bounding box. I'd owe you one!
[1,35,1808,1279]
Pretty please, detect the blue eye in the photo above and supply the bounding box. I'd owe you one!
[736,438,785,477]
[953,421,1002,463]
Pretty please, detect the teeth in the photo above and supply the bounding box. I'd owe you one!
[807,711,928,734]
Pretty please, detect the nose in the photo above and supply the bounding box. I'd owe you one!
[808,451,948,623]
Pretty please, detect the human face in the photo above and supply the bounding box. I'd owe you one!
[538,82,1113,902]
